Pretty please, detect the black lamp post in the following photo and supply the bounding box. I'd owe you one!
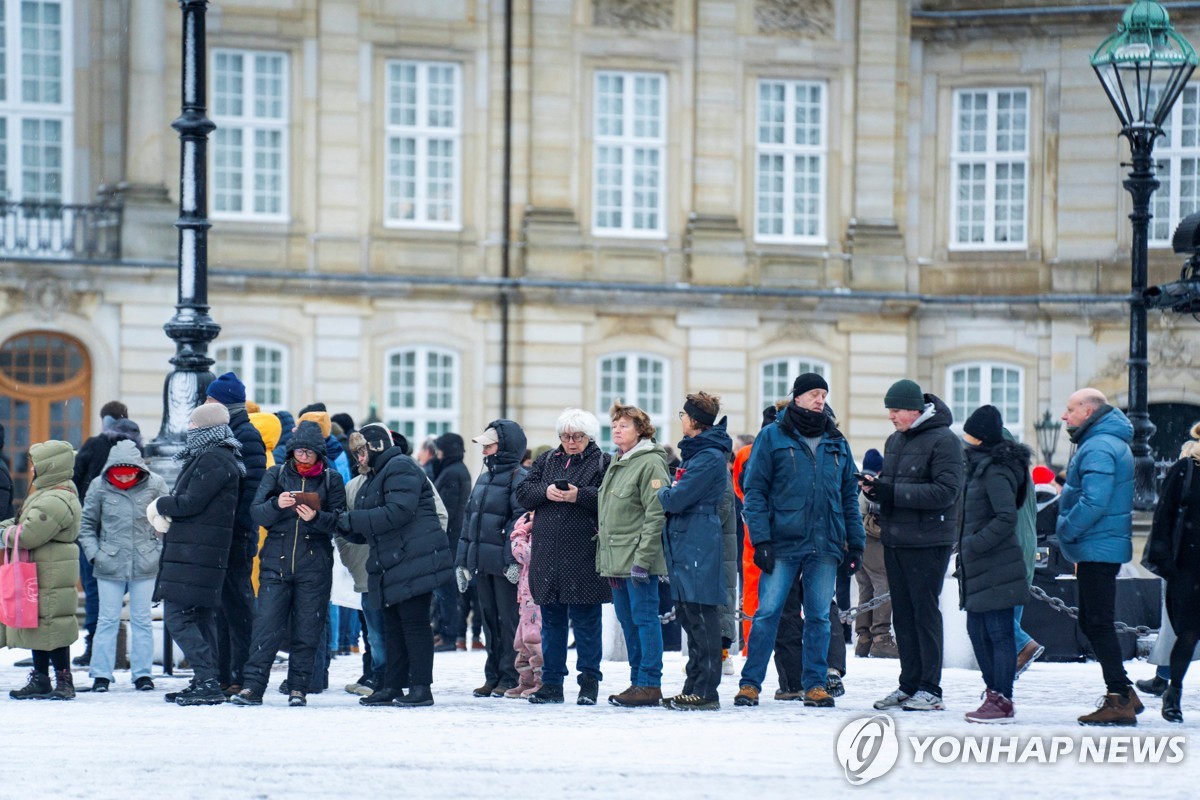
[1092,0,1197,511]
[1033,409,1062,470]
[146,0,220,465]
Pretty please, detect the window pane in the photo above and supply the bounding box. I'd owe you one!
[593,71,665,234]
[754,80,825,242]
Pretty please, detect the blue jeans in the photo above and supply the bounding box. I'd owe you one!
[90,578,155,682]
[540,603,604,686]
[78,551,99,632]
[611,578,663,687]
[741,553,839,692]
[338,606,361,649]
[327,602,340,653]
[362,593,387,678]
[1013,605,1032,652]
[967,608,1017,699]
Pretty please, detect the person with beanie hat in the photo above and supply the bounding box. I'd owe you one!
[331,413,356,436]
[863,448,884,475]
[431,432,472,652]
[206,372,247,405]
[956,405,1033,723]
[152,404,244,706]
[792,372,829,399]
[866,379,963,713]
[297,411,352,484]
[854,446,895,659]
[297,402,327,417]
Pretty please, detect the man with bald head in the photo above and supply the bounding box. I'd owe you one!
[1057,388,1139,725]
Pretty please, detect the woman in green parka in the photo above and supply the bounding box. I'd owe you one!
[2,440,82,700]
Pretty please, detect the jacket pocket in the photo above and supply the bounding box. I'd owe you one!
[134,539,163,576]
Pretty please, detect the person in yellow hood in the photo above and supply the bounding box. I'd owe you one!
[247,403,282,593]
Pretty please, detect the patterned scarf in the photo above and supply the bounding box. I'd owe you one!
[174,424,247,476]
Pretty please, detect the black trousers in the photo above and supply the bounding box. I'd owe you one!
[217,532,256,687]
[165,602,219,683]
[1167,567,1200,687]
[31,646,70,674]
[382,592,435,692]
[884,545,951,697]
[1075,561,1132,694]
[241,564,332,694]
[476,571,520,688]
[678,601,723,701]
[774,578,846,692]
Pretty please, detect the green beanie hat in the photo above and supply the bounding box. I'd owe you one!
[884,379,925,411]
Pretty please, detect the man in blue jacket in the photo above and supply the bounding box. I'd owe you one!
[736,373,865,708]
[1057,388,1141,726]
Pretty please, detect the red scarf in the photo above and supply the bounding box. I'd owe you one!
[295,460,325,478]
[106,466,143,490]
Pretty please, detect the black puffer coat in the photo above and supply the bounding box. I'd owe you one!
[154,445,241,608]
[339,446,454,608]
[458,419,528,577]
[433,433,471,553]
[878,394,964,548]
[515,441,611,606]
[1146,455,1200,579]
[956,439,1032,613]
[229,406,267,535]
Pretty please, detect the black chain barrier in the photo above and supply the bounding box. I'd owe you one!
[1027,584,1159,637]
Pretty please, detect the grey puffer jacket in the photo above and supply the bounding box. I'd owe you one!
[78,440,169,582]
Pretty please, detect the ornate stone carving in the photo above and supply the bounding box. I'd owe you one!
[593,0,672,30]
[755,0,834,37]
[23,276,75,321]
[1098,322,1199,380]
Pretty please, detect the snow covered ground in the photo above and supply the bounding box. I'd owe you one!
[2,636,1197,800]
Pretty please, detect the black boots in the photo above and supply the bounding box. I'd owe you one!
[577,674,599,706]
[528,683,564,704]
[1135,675,1169,697]
[51,669,75,700]
[1162,685,1184,724]
[175,678,226,706]
[394,685,434,707]
[72,629,95,667]
[9,671,54,699]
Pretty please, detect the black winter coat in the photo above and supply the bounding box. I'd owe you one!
[458,419,528,576]
[229,407,267,535]
[956,439,1031,613]
[1146,456,1200,579]
[251,460,347,578]
[339,447,454,608]
[432,438,471,553]
[878,394,964,548]
[515,442,611,606]
[154,446,241,607]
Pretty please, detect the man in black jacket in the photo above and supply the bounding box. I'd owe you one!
[432,432,471,651]
[204,372,267,694]
[863,379,963,712]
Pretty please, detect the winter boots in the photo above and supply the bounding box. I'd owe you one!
[394,685,434,707]
[9,671,54,700]
[528,683,565,704]
[472,681,498,698]
[733,685,760,706]
[288,690,307,707]
[854,636,873,658]
[1135,675,1169,697]
[1015,640,1045,677]
[1162,685,1184,723]
[825,669,845,698]
[72,629,95,667]
[89,677,111,693]
[607,685,663,707]
[665,694,720,711]
[1078,689,1142,726]
[51,669,75,700]
[174,678,226,706]
[804,686,835,708]
[134,676,155,692]
[869,635,900,659]
[965,690,1015,724]
[230,688,264,706]
[576,674,599,706]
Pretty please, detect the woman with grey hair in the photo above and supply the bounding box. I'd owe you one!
[515,408,612,705]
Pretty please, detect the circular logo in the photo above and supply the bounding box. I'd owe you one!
[836,714,900,786]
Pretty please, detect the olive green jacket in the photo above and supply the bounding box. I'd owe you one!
[596,439,669,577]
[1,440,81,651]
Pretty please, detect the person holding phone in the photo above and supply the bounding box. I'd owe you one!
[514,409,611,705]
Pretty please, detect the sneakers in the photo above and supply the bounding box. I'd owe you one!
[164,681,194,703]
[529,683,565,704]
[289,690,307,707]
[965,690,1015,724]
[134,677,155,692]
[734,685,760,707]
[825,669,845,698]
[51,669,75,700]
[873,688,911,710]
[869,636,900,659]
[90,677,111,693]
[175,678,226,706]
[1015,640,1045,677]
[804,686,836,707]
[1078,691,1140,727]
[1162,685,1184,724]
[577,674,599,706]
[666,693,720,711]
[854,636,873,658]
[9,670,54,700]
[607,685,663,707]
[230,688,264,706]
[345,681,375,697]
[473,681,498,698]
[1135,675,1169,697]
[774,688,804,701]
[902,690,945,711]
[721,649,735,675]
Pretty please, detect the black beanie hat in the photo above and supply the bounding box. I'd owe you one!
[963,404,1004,445]
[288,420,328,458]
[791,372,829,398]
[298,402,327,417]
[331,413,355,434]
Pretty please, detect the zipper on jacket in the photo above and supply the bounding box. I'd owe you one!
[292,475,306,575]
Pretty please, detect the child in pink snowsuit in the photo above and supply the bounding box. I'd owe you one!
[507,510,543,698]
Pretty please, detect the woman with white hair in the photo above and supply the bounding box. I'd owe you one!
[514,408,612,705]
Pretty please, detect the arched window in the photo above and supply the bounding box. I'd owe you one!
[385,346,459,440]
[759,357,830,412]
[947,361,1023,436]
[596,353,668,450]
[214,341,287,411]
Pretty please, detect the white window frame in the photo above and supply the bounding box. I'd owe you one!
[595,353,669,450]
[759,357,831,412]
[1151,85,1200,245]
[946,361,1024,438]
[949,87,1029,251]
[383,60,462,231]
[209,49,289,222]
[0,0,73,203]
[754,79,827,244]
[592,70,667,238]
[383,346,460,440]
[213,340,288,413]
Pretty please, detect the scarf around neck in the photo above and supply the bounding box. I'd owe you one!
[175,424,247,476]
[783,403,827,438]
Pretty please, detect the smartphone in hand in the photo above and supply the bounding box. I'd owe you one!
[554,480,570,491]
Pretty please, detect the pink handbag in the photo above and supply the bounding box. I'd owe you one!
[0,525,39,629]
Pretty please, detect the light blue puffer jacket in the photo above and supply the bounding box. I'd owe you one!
[1056,406,1134,565]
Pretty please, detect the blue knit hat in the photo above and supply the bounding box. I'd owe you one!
[206,372,246,405]
[862,448,883,474]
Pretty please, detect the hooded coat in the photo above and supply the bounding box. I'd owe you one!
[877,394,964,549]
[956,438,1032,613]
[249,411,283,469]
[78,440,169,582]
[0,441,81,650]
[72,417,142,504]
[658,421,734,606]
[432,433,471,553]
[1056,405,1135,565]
[458,419,528,577]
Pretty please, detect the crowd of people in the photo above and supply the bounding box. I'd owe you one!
[1,371,1198,727]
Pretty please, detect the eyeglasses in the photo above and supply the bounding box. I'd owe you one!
[559,433,589,443]
[678,411,689,420]
[294,448,317,457]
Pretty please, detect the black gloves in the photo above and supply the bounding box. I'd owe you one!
[867,480,895,510]
[752,542,776,575]
[844,548,863,575]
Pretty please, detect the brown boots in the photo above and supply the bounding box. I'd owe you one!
[1078,689,1142,726]
[607,685,663,707]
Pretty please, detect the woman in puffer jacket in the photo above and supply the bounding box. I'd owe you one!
[77,440,168,693]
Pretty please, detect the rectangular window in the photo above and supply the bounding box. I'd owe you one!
[214,341,288,412]
[1152,85,1200,244]
[947,362,1023,437]
[760,358,829,411]
[385,347,459,440]
[755,80,827,243]
[593,71,666,237]
[384,60,461,229]
[0,0,70,202]
[950,88,1029,249]
[596,354,668,450]
[211,49,288,220]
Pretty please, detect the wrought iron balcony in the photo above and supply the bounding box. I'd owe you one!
[0,200,122,261]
